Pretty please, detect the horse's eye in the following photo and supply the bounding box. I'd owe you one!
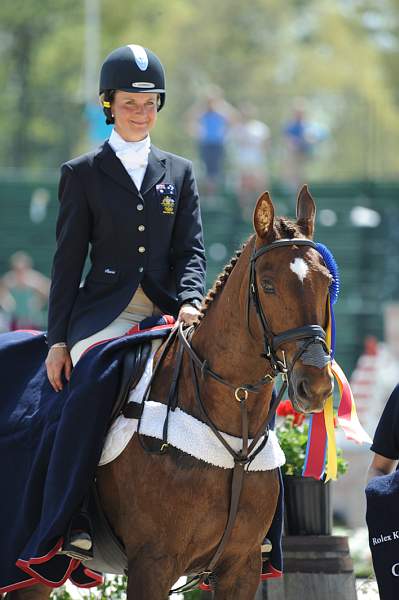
[261,279,275,294]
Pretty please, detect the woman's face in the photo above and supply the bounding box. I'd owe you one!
[112,91,158,141]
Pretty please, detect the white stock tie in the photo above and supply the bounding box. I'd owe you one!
[116,144,151,170]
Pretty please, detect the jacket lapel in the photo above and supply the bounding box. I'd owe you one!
[95,142,167,197]
[96,141,139,195]
[141,146,166,196]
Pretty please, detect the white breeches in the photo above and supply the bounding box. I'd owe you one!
[70,286,160,366]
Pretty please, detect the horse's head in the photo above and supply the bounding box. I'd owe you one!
[251,185,333,414]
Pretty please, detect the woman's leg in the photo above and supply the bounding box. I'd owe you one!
[64,293,158,557]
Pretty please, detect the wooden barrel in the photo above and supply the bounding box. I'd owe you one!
[258,535,357,600]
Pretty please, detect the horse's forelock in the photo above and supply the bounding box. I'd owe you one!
[274,217,304,239]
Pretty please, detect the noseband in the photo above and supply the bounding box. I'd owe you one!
[249,238,330,381]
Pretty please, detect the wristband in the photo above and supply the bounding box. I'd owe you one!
[51,342,68,349]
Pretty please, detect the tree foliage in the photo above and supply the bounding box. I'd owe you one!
[0,0,398,179]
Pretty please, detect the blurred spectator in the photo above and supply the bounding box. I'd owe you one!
[2,251,50,330]
[187,86,238,194]
[230,103,270,220]
[282,98,328,193]
[0,281,15,332]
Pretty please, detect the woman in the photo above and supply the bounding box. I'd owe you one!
[45,44,206,556]
[366,384,399,599]
[367,384,399,481]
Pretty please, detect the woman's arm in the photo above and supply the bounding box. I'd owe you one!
[46,164,91,391]
[367,452,398,483]
[47,164,91,347]
[171,161,206,308]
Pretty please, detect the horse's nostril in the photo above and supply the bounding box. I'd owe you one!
[297,380,308,400]
[295,375,333,411]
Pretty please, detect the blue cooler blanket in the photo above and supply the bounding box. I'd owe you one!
[0,319,173,594]
[0,319,283,593]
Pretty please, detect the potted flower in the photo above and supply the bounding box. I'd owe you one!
[276,399,348,536]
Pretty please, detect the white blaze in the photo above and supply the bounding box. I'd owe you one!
[290,258,309,283]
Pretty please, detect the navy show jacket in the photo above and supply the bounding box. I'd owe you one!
[47,141,206,348]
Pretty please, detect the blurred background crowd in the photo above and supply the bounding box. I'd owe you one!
[1,0,399,539]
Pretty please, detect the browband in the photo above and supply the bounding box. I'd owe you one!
[251,238,318,262]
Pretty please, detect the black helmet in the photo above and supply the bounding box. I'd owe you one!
[99,45,165,120]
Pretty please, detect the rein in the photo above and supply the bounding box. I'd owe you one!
[179,237,331,587]
[135,237,331,593]
[177,323,286,586]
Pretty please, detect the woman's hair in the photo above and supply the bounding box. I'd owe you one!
[100,90,162,125]
[100,90,116,125]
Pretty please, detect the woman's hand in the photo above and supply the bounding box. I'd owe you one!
[45,346,72,392]
[178,303,201,326]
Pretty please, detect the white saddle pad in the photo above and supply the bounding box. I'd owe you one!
[99,341,285,472]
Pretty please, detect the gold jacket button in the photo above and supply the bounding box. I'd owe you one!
[138,246,146,253]
[137,203,144,211]
[138,225,145,231]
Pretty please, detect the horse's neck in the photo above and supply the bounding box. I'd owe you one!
[180,246,275,438]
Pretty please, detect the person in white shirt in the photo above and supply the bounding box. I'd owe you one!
[229,103,270,220]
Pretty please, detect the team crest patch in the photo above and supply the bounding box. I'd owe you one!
[156,183,176,215]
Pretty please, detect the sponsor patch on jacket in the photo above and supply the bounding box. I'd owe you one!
[156,183,176,215]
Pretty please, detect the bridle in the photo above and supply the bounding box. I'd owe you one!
[178,238,331,402]
[248,238,330,382]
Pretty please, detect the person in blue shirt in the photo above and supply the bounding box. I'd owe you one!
[187,87,237,193]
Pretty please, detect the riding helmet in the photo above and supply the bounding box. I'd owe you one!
[99,44,166,123]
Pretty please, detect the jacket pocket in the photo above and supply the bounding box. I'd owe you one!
[85,266,120,284]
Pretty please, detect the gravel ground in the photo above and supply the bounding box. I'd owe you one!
[58,530,380,600]
[61,578,380,599]
[356,578,380,599]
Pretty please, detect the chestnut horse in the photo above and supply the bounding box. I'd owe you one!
[7,187,333,600]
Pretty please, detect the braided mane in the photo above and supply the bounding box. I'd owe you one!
[196,241,248,323]
[196,216,303,323]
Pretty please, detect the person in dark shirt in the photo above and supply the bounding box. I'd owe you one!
[367,384,399,480]
[366,384,399,599]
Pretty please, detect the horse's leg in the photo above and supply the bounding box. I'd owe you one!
[126,554,181,600]
[212,550,261,600]
[5,584,51,600]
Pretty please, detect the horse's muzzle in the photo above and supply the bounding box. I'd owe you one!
[289,366,334,414]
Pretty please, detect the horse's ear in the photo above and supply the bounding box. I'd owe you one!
[296,184,316,238]
[253,191,274,240]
